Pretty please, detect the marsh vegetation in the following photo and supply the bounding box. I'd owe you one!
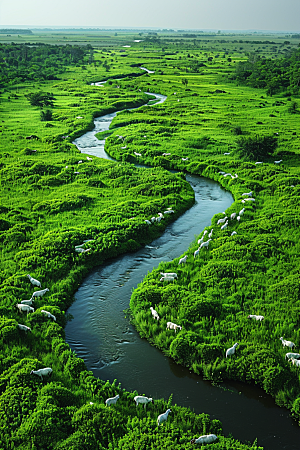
[0,30,299,449]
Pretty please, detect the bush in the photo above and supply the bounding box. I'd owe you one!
[40,109,53,121]
[288,101,299,114]
[292,397,300,423]
[236,135,278,160]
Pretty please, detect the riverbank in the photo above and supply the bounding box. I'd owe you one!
[102,71,300,423]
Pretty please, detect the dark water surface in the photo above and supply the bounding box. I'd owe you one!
[66,93,299,450]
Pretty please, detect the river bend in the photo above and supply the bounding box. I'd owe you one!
[66,92,299,450]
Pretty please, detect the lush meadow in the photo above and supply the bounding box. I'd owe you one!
[0,32,299,448]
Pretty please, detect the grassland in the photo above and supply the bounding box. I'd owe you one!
[0,31,299,449]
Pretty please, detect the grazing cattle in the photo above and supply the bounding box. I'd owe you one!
[75,247,91,253]
[21,299,34,306]
[226,343,238,358]
[280,337,295,349]
[150,306,159,320]
[167,322,182,332]
[199,239,212,249]
[31,288,49,300]
[27,274,41,288]
[191,434,218,445]
[16,304,34,314]
[248,314,264,321]
[41,310,56,321]
[134,396,153,408]
[290,358,300,367]
[160,276,175,282]
[178,255,188,265]
[285,353,300,360]
[194,248,201,259]
[157,409,171,426]
[217,217,227,225]
[105,394,119,407]
[30,367,52,380]
[18,324,31,333]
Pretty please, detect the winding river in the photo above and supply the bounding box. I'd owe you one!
[66,93,300,449]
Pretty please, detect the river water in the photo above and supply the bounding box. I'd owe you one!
[66,93,300,449]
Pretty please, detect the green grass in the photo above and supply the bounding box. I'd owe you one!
[1,34,300,449]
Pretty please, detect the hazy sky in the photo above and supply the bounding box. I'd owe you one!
[0,0,299,32]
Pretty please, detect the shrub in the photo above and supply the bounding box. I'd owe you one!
[236,135,278,160]
[40,109,53,121]
[25,91,55,108]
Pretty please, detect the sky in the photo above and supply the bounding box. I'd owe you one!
[0,0,299,32]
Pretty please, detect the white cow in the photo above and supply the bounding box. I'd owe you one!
[18,324,31,333]
[134,396,153,408]
[217,217,227,225]
[30,367,52,380]
[191,434,218,445]
[105,394,119,407]
[280,337,295,349]
[27,274,41,288]
[199,239,212,250]
[150,307,159,320]
[157,409,171,426]
[31,288,49,300]
[160,276,175,282]
[160,272,178,278]
[21,299,34,306]
[167,322,182,332]
[226,343,238,358]
[290,358,300,367]
[285,352,300,360]
[178,255,188,265]
[16,304,34,314]
[41,310,56,321]
[247,314,264,321]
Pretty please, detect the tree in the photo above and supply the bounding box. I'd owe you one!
[25,91,55,108]
[236,135,278,160]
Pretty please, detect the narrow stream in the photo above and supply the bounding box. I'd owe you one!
[66,93,300,449]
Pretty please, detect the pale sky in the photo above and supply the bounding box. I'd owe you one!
[0,0,299,32]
